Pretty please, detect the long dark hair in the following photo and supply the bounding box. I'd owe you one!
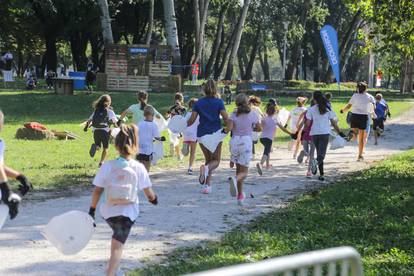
[357,82,367,94]
[115,124,138,157]
[313,91,329,114]
[93,94,111,110]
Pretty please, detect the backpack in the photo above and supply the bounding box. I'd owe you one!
[106,165,138,205]
[92,108,109,129]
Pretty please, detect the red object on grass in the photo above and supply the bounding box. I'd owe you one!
[24,122,47,131]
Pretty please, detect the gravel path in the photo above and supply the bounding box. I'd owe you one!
[1,106,414,276]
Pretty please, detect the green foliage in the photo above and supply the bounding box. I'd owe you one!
[133,149,414,276]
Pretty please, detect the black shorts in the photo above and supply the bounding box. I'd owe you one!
[350,113,369,130]
[260,138,273,156]
[137,153,152,162]
[94,129,110,149]
[373,118,385,131]
[106,216,135,244]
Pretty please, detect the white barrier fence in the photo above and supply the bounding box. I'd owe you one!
[185,246,363,276]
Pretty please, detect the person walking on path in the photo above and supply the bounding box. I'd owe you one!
[183,98,199,175]
[88,124,158,276]
[340,82,375,161]
[227,94,262,205]
[306,91,345,181]
[187,80,232,194]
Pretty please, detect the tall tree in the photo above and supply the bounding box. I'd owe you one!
[225,0,250,80]
[145,0,154,44]
[163,0,182,73]
[97,0,114,45]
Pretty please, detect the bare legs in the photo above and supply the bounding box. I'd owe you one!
[199,143,222,186]
[107,239,124,276]
[236,164,248,197]
[100,148,108,166]
[188,142,197,169]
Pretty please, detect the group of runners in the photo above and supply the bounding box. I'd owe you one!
[0,80,390,276]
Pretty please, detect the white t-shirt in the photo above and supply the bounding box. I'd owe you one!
[306,105,336,136]
[88,108,117,132]
[93,158,152,221]
[183,112,199,142]
[138,120,160,155]
[349,93,375,115]
[0,139,4,165]
[290,106,307,132]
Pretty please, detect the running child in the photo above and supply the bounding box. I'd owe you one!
[88,124,158,276]
[287,97,307,158]
[296,103,316,178]
[84,95,118,167]
[118,91,162,127]
[0,110,32,220]
[248,96,264,157]
[187,80,231,194]
[228,94,262,205]
[306,91,345,181]
[166,92,187,160]
[256,102,293,175]
[373,93,388,145]
[137,106,165,172]
[183,98,199,175]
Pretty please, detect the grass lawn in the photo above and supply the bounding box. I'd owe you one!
[0,89,412,190]
[132,149,414,276]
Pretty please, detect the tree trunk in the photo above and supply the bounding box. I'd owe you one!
[90,34,102,70]
[244,27,261,80]
[224,0,250,80]
[45,32,57,72]
[163,0,182,74]
[145,0,154,45]
[215,22,238,80]
[204,5,226,78]
[213,28,226,80]
[340,11,362,74]
[97,0,114,45]
[193,0,211,64]
[70,33,89,71]
[258,46,270,81]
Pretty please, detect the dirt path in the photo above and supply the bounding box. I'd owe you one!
[1,107,414,276]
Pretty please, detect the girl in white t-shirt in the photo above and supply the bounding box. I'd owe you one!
[0,110,32,221]
[340,82,375,161]
[183,98,199,175]
[88,124,157,276]
[228,94,262,205]
[287,97,307,158]
[137,106,164,172]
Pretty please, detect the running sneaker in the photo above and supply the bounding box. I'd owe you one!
[188,168,193,175]
[318,176,325,181]
[346,130,354,142]
[310,159,318,175]
[237,193,246,206]
[357,156,364,162]
[297,150,306,164]
[256,163,263,176]
[89,143,97,158]
[228,177,237,197]
[306,171,312,178]
[201,185,211,194]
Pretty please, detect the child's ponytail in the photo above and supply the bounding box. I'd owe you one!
[137,90,148,110]
[115,124,138,157]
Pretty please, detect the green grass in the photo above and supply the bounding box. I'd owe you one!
[0,90,412,190]
[132,149,414,276]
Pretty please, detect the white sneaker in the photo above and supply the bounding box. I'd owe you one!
[201,185,211,194]
[237,193,246,206]
[228,177,237,197]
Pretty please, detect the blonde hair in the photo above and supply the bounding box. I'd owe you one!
[0,110,4,131]
[93,94,111,110]
[174,92,184,104]
[204,79,218,98]
[115,124,138,157]
[144,105,155,117]
[235,93,251,116]
[137,90,148,110]
[248,95,262,107]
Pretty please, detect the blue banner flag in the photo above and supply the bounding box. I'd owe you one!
[320,25,340,85]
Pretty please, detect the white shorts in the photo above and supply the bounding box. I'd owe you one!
[230,135,253,167]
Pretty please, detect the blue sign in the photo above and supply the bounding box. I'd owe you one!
[68,71,86,90]
[130,48,148,54]
[251,84,267,91]
[320,25,340,84]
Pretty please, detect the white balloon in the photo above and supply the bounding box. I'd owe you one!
[330,135,346,150]
[42,210,94,255]
[0,204,9,230]
[277,108,290,126]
